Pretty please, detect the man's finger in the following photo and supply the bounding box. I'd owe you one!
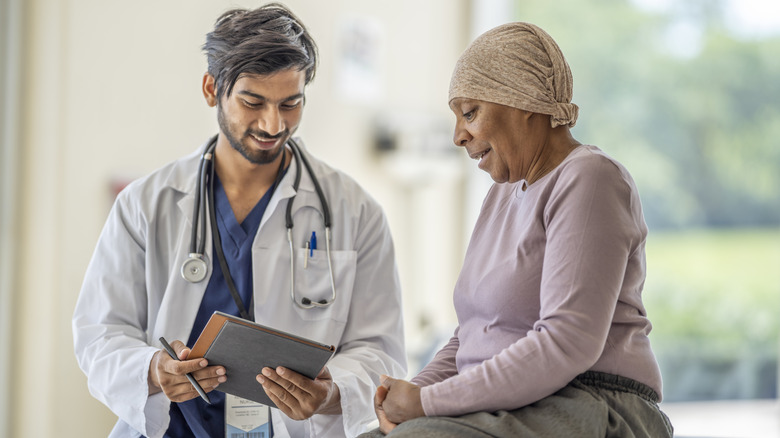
[191,366,227,389]
[162,354,208,376]
[158,339,206,375]
[168,380,206,403]
[261,367,316,399]
[191,365,226,381]
[168,339,191,360]
[257,370,297,405]
[258,374,302,418]
[156,371,198,401]
[276,367,318,396]
[315,366,332,380]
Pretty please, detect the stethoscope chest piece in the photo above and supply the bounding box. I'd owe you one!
[181,253,209,283]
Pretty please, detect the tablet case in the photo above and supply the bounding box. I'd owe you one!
[189,311,336,407]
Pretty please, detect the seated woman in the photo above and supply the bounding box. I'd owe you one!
[361,22,673,437]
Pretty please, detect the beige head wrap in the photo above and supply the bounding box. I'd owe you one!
[449,22,579,128]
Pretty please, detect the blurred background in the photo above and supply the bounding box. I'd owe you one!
[1,0,778,437]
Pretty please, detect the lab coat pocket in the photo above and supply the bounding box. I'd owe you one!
[292,248,356,323]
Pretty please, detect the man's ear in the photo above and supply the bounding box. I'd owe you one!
[202,73,218,107]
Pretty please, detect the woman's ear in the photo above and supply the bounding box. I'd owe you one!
[202,73,218,107]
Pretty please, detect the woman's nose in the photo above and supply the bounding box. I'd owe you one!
[453,124,471,147]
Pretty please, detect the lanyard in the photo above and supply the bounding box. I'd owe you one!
[207,148,287,321]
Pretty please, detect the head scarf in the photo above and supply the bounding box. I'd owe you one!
[449,22,579,128]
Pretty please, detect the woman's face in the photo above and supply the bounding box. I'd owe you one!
[450,97,548,183]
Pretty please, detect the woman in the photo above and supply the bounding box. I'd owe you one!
[361,22,673,437]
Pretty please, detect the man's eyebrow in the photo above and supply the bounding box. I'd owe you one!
[237,90,304,102]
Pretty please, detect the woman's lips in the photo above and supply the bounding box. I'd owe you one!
[470,148,491,169]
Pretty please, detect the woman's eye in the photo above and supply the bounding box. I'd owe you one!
[463,110,475,120]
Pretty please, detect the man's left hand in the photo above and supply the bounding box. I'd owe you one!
[256,366,341,420]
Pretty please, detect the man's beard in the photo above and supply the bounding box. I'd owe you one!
[217,104,287,165]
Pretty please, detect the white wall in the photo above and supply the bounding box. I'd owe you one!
[8,0,472,436]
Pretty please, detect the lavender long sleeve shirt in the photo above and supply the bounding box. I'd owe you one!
[412,145,663,417]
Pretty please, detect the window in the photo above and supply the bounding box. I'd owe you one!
[504,1,780,436]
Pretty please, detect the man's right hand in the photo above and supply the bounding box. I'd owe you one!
[148,339,227,402]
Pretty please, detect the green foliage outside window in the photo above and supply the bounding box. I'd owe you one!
[515,0,780,229]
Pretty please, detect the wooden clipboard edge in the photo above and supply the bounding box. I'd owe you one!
[189,311,336,359]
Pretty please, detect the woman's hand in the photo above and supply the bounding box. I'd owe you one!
[374,383,397,434]
[376,375,424,431]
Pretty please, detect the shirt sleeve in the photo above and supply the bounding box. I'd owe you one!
[410,330,460,387]
[316,205,407,437]
[420,155,645,417]
[72,189,171,438]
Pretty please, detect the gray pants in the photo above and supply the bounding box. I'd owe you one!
[359,371,673,438]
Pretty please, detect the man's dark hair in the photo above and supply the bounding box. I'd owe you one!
[203,3,318,101]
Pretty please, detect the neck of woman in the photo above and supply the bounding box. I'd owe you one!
[524,127,581,189]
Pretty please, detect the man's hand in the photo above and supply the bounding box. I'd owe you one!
[377,375,424,426]
[148,339,226,402]
[256,366,341,420]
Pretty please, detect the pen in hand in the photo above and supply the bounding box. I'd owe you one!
[158,337,211,404]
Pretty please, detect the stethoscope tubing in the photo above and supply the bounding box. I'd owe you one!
[286,138,337,309]
[179,147,213,284]
[182,137,337,310]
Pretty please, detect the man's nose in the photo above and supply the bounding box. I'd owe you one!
[258,107,284,136]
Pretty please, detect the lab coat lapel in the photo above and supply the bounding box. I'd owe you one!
[171,139,211,229]
[159,143,212,341]
[257,145,319,234]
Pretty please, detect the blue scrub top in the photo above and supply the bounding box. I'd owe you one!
[165,173,276,438]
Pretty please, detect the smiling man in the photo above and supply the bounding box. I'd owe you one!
[72,4,406,438]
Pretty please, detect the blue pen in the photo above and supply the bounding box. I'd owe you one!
[310,231,317,257]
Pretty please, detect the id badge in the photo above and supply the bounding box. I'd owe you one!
[225,393,273,438]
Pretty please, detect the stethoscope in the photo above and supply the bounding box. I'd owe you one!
[180,136,337,313]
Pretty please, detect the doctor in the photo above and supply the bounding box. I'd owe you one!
[72,4,406,438]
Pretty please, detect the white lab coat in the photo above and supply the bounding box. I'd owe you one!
[72,137,406,438]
